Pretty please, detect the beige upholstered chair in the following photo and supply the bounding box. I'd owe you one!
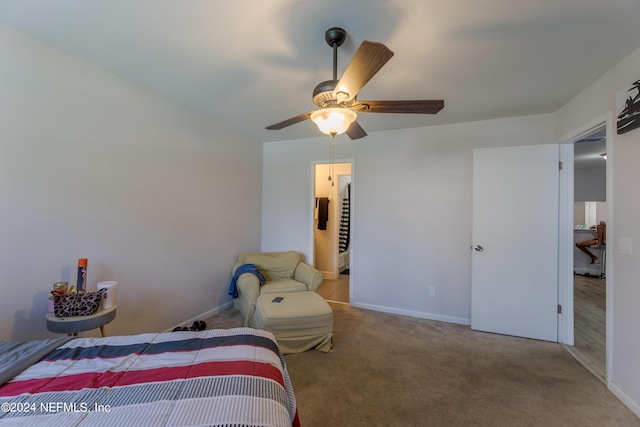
[230,251,323,326]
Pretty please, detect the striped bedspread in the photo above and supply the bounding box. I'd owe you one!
[0,328,299,427]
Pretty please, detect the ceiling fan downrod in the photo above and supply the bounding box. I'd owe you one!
[312,27,347,108]
[325,27,346,81]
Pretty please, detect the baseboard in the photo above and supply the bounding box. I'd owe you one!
[574,266,603,276]
[164,300,233,332]
[321,271,338,280]
[608,381,640,419]
[350,302,470,326]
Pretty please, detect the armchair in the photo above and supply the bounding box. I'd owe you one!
[231,251,323,326]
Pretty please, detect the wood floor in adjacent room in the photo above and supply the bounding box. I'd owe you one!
[569,274,606,383]
[316,274,349,304]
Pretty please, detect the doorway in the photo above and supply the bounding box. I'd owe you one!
[569,124,607,382]
[313,162,351,304]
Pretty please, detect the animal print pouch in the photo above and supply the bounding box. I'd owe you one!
[53,288,107,317]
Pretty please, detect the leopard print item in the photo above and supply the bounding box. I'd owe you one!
[54,288,107,317]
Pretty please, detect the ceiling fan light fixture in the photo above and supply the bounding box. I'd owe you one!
[310,106,357,136]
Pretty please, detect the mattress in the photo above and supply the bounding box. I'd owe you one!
[0,328,299,427]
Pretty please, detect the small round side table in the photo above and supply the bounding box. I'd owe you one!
[46,305,117,337]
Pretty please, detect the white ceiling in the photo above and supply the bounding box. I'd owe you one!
[1,0,639,142]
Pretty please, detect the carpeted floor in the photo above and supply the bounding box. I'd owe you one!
[206,303,639,427]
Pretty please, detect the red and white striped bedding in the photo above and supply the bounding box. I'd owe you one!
[0,328,299,427]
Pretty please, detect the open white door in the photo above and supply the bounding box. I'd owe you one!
[471,144,559,341]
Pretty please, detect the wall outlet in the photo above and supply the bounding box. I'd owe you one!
[428,286,437,297]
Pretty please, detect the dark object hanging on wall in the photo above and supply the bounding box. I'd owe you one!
[617,79,640,134]
[317,197,329,230]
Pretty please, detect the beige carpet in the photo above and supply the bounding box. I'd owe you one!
[206,303,639,427]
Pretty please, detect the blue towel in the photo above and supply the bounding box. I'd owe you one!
[228,263,266,299]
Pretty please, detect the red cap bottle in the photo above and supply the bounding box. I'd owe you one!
[77,258,88,294]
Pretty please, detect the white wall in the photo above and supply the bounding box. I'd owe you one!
[262,114,554,324]
[0,25,263,340]
[555,46,640,417]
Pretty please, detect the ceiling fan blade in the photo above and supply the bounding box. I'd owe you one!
[334,41,394,102]
[346,120,367,140]
[265,111,313,130]
[353,100,444,114]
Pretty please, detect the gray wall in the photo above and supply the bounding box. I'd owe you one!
[555,45,640,418]
[0,25,263,340]
[262,114,554,324]
[575,167,606,201]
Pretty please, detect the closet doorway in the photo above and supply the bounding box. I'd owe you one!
[313,162,351,304]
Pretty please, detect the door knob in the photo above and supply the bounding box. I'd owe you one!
[474,245,484,252]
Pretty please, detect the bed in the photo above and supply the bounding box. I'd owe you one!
[0,328,299,427]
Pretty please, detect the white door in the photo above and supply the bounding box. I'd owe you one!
[471,144,559,341]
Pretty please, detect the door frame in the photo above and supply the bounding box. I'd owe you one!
[557,112,613,384]
[309,159,354,283]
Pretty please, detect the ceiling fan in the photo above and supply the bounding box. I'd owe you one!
[266,27,444,140]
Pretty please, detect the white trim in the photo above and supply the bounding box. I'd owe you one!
[556,111,613,387]
[558,141,575,345]
[351,302,470,326]
[163,300,233,332]
[325,299,350,306]
[321,270,338,280]
[309,161,317,267]
[604,112,614,388]
[609,382,640,419]
[347,161,354,307]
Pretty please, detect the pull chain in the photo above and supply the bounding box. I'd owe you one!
[328,136,335,186]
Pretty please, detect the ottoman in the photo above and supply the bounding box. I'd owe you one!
[251,291,333,354]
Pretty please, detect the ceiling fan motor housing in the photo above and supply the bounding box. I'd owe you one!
[312,80,339,107]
